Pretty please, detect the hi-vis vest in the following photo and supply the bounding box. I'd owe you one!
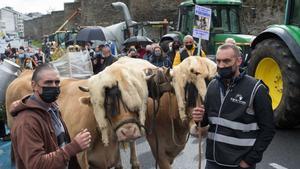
[205,75,264,167]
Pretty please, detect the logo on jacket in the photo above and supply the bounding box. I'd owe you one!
[230,94,246,105]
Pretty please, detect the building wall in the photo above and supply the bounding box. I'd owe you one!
[79,0,129,26]
[64,2,81,30]
[129,0,181,23]
[0,7,29,38]
[0,8,17,33]
[23,0,287,40]
[241,0,285,35]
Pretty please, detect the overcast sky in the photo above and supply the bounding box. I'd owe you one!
[0,0,75,14]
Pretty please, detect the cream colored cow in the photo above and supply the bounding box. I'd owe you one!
[171,56,217,122]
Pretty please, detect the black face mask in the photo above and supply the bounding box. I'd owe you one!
[172,44,180,50]
[217,66,235,79]
[39,86,60,103]
[185,44,193,50]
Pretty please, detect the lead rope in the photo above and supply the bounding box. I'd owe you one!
[150,81,160,169]
[169,92,190,147]
[197,94,204,169]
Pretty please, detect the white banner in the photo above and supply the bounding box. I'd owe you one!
[193,5,212,40]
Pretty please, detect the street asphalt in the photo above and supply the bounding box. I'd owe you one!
[1,128,299,169]
[120,127,300,169]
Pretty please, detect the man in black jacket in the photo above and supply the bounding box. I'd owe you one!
[100,46,117,72]
[192,44,275,169]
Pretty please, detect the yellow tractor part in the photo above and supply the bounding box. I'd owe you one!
[255,57,283,110]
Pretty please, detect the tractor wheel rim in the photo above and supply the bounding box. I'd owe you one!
[255,57,283,110]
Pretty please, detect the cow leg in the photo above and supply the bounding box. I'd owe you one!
[130,141,140,169]
[115,146,123,169]
[157,158,172,169]
[147,136,172,169]
[77,152,89,169]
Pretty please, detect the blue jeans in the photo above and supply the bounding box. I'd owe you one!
[205,161,256,169]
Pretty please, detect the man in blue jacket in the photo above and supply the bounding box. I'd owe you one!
[192,44,275,169]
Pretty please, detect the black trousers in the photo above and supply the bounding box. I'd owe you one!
[205,161,256,169]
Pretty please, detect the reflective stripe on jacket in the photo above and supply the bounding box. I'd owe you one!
[203,73,274,167]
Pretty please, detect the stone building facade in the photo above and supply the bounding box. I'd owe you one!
[24,0,286,40]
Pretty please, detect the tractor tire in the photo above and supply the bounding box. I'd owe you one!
[248,39,300,128]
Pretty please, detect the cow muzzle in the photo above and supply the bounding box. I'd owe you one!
[114,118,143,141]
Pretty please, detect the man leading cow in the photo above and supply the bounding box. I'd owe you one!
[192,44,275,169]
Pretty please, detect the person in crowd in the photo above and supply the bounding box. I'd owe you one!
[85,42,94,58]
[172,35,206,67]
[192,44,275,169]
[10,63,91,169]
[92,45,104,74]
[136,44,146,59]
[44,43,52,62]
[167,39,181,64]
[105,40,118,56]
[127,47,139,58]
[150,46,172,68]
[100,46,118,72]
[18,46,26,66]
[34,48,45,65]
[143,45,153,61]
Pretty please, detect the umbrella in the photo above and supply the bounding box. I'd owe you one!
[123,36,153,46]
[76,27,106,42]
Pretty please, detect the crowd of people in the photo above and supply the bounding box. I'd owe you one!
[87,34,209,75]
[0,44,48,69]
[0,34,209,74]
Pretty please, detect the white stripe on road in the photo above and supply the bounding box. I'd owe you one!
[269,163,288,169]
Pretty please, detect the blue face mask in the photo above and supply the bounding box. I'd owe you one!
[154,51,161,57]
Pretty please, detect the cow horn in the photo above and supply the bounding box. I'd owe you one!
[144,68,155,81]
[78,86,89,92]
[145,74,155,81]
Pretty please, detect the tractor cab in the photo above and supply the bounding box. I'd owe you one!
[160,0,255,63]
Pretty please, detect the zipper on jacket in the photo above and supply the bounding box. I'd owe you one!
[212,85,239,167]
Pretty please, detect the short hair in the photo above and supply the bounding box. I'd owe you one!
[225,38,236,45]
[32,63,58,82]
[183,35,194,43]
[217,44,241,58]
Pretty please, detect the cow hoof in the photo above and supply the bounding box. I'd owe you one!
[131,162,140,169]
[131,165,140,169]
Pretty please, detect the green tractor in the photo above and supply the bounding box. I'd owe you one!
[248,0,300,128]
[160,0,255,60]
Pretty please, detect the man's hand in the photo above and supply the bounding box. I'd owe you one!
[192,105,205,123]
[74,128,91,151]
[239,160,250,168]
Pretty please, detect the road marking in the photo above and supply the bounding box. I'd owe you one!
[269,163,288,169]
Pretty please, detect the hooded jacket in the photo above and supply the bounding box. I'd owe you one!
[10,95,81,169]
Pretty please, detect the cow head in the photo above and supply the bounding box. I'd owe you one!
[79,64,150,146]
[144,67,173,99]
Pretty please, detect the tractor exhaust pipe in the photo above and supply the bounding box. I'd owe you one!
[112,2,133,28]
